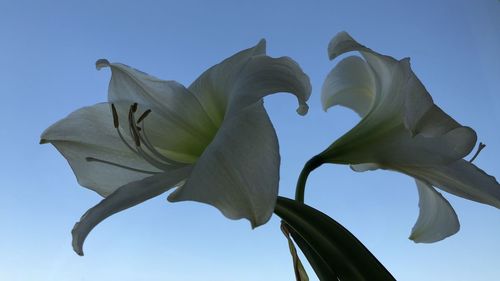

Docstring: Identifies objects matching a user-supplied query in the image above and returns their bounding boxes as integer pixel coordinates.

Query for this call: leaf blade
[274,196,395,281]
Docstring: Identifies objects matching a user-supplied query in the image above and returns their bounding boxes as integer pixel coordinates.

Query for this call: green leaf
[285,222,338,280]
[281,222,310,281]
[274,196,396,281]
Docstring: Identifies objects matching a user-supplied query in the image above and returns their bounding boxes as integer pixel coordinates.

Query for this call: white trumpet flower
[320,32,500,243]
[41,40,311,255]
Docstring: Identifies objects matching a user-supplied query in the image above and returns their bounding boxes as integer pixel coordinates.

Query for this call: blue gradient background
[1,0,499,280]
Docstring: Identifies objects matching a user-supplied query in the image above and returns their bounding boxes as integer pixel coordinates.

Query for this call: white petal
[409,179,460,243]
[327,33,476,148]
[188,40,267,124]
[410,106,477,159]
[322,56,474,166]
[324,58,411,153]
[72,166,191,255]
[403,89,477,160]
[168,102,279,227]
[327,122,475,166]
[327,33,412,125]
[375,125,478,165]
[98,60,218,163]
[402,71,434,135]
[41,103,160,196]
[321,56,375,117]
[225,55,311,117]
[402,68,477,148]
[405,160,500,209]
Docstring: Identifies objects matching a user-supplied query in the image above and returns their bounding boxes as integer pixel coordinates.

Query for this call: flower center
[85,103,187,174]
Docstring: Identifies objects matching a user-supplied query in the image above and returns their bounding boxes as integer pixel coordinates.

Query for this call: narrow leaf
[286,223,339,280]
[274,196,395,281]
[281,222,310,281]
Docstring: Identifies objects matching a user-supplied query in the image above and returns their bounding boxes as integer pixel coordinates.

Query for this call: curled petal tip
[95,59,110,70]
[71,222,85,256]
[327,31,370,61]
[327,31,353,60]
[296,103,309,116]
[408,234,420,243]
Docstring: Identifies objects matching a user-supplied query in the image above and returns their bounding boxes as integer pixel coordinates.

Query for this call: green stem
[295,155,324,203]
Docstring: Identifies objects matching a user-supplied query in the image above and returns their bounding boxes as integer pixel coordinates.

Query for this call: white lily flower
[41,40,311,255]
[320,32,500,243]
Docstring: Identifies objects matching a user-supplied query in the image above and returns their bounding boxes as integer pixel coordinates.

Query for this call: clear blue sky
[2,0,500,280]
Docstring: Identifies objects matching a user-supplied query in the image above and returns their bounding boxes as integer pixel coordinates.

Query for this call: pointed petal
[374,125,478,165]
[328,122,475,166]
[409,179,460,243]
[168,102,279,227]
[188,40,267,124]
[405,159,500,209]
[40,103,160,196]
[410,105,477,158]
[225,55,311,117]
[98,60,218,163]
[72,167,191,256]
[321,56,375,117]
[402,77,477,159]
[403,70,477,147]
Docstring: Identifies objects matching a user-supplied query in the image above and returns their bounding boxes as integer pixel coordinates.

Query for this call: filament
[86,157,159,175]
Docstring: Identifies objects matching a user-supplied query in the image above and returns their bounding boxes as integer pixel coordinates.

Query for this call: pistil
[469,142,486,163]
[85,157,159,175]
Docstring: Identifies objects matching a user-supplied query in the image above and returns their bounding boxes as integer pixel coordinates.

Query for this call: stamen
[136,109,152,124]
[126,104,175,170]
[128,105,141,146]
[131,102,138,113]
[111,104,119,128]
[116,127,138,154]
[469,142,486,163]
[118,122,172,171]
[114,103,184,171]
[106,104,174,172]
[139,121,185,166]
[86,157,159,174]
[136,146,175,171]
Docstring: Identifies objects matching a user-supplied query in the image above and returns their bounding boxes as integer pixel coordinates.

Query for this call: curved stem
[295,155,324,203]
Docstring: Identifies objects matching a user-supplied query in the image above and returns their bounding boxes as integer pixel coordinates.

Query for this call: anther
[131,103,138,113]
[111,104,119,128]
[469,142,486,163]
[136,109,152,124]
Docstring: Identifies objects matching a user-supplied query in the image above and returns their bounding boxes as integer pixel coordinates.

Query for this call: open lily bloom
[320,32,500,243]
[41,40,311,255]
